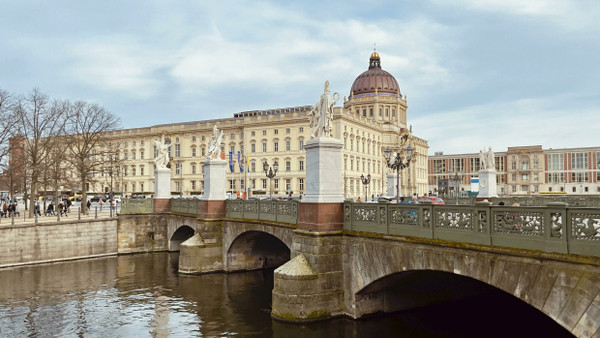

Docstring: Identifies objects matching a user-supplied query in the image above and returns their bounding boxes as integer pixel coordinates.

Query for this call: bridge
[115,197,600,336]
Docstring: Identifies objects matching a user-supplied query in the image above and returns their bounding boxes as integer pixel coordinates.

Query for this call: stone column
[200,159,227,218]
[179,159,227,274]
[300,137,344,231]
[477,169,498,199]
[154,167,171,212]
[273,136,345,322]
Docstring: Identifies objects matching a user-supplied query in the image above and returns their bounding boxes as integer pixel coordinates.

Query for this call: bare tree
[14,89,69,217]
[66,101,120,214]
[0,89,18,164]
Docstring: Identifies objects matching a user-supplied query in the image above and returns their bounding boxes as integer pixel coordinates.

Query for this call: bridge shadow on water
[167,254,574,338]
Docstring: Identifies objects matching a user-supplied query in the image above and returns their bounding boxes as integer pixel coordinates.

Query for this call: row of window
[250,139,304,153]
[249,127,303,137]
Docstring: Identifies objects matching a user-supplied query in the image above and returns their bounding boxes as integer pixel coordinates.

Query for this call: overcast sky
[1,0,598,154]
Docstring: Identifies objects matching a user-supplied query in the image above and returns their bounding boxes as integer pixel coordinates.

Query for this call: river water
[0,252,572,337]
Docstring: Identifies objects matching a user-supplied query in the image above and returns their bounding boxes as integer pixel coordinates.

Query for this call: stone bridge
[117,198,600,336]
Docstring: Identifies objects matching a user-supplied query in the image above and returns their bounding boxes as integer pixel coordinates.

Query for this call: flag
[238,151,243,172]
[228,152,234,172]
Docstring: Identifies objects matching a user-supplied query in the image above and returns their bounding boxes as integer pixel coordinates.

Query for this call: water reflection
[0,253,573,337]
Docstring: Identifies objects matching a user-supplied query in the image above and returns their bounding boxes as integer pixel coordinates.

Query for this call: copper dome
[350,51,400,97]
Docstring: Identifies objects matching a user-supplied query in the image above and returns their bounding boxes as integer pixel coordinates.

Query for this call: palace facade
[95,50,429,199]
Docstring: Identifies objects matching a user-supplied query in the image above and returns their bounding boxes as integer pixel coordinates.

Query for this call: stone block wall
[117,214,169,253]
[0,219,118,268]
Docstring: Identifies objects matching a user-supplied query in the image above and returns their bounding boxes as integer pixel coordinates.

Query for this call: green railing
[226,199,299,225]
[171,199,201,215]
[440,195,600,208]
[344,201,600,258]
[121,199,154,214]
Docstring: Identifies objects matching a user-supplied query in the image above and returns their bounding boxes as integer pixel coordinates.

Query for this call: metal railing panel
[121,199,154,214]
[567,208,600,257]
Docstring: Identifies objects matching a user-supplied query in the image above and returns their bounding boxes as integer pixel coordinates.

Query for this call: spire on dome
[369,43,380,69]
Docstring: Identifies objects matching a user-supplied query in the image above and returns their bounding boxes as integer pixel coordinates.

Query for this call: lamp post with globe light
[360,173,371,202]
[384,144,415,202]
[263,161,278,200]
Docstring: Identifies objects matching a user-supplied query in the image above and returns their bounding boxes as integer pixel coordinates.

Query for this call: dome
[350,49,400,97]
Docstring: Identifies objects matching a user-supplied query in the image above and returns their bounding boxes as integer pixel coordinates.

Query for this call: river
[0,252,572,337]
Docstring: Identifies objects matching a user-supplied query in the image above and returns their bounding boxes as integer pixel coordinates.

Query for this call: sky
[1,0,598,155]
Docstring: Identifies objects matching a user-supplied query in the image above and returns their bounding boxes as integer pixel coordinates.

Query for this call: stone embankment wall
[0,219,118,268]
[117,214,170,253]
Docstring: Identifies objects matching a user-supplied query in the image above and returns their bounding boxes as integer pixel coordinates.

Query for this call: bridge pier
[272,230,344,321]
[179,233,224,274]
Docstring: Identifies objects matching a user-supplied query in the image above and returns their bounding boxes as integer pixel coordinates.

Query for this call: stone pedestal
[154,168,171,199]
[201,159,227,201]
[386,173,398,197]
[477,169,498,199]
[302,137,344,203]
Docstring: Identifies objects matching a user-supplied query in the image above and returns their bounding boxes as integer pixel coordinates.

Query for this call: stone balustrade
[226,199,299,225]
[344,201,600,258]
[120,199,154,214]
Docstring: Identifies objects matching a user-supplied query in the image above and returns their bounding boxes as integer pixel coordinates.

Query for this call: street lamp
[263,161,278,199]
[384,144,414,202]
[449,170,461,204]
[360,173,371,202]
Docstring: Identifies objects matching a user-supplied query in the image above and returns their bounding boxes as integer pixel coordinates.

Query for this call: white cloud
[441,0,600,31]
[413,94,600,154]
[68,38,172,99]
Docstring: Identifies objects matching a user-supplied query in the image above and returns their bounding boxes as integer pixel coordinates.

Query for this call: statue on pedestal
[479,149,487,170]
[487,147,495,170]
[308,81,340,138]
[207,125,224,161]
[478,147,495,171]
[154,134,170,169]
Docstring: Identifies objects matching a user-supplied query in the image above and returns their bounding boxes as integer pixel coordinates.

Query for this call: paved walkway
[0,207,120,226]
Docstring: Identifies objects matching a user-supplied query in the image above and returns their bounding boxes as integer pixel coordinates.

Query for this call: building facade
[428,146,600,196]
[93,50,429,199]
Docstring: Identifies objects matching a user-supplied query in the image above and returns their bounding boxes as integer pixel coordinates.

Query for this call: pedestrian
[2,202,7,218]
[35,201,41,217]
[111,199,116,211]
[87,200,91,210]
[98,198,104,212]
[66,198,72,212]
[46,202,55,216]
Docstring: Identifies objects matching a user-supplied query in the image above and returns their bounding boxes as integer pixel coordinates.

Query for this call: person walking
[98,198,104,212]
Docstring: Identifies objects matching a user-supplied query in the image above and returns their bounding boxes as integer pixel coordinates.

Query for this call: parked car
[89,196,108,203]
[113,196,122,203]
[417,196,445,205]
[130,195,146,199]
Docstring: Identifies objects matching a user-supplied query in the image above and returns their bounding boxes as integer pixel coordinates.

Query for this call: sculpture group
[308,81,340,138]
[154,135,171,169]
[479,147,495,170]
[207,125,224,161]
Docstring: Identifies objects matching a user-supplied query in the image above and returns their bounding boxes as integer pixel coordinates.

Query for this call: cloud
[413,93,600,155]
[68,37,173,99]
[439,0,600,31]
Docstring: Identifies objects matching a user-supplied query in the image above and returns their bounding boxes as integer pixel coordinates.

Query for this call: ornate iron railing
[121,199,154,214]
[225,199,299,225]
[344,201,600,258]
[171,199,201,214]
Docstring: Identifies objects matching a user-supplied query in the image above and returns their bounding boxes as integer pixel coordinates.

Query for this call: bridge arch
[170,225,195,251]
[354,269,572,336]
[344,236,600,334]
[225,230,290,272]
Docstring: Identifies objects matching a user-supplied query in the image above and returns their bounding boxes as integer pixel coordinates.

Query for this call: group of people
[1,200,20,218]
[39,198,71,217]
